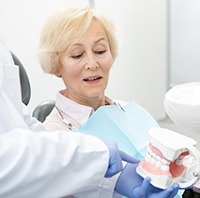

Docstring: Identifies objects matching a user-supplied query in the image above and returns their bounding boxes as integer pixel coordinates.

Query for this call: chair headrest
[32,100,55,122]
[10,51,31,105]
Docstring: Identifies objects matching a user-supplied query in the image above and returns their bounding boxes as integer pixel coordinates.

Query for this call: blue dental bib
[74,100,159,158]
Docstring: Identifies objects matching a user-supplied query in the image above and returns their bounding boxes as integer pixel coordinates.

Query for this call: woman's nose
[84,53,99,70]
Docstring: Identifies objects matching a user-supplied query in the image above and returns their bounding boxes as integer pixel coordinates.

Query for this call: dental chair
[11,51,31,105]
[32,100,55,123]
[11,51,55,123]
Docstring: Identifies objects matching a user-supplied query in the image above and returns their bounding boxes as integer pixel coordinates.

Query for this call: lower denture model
[136,127,200,189]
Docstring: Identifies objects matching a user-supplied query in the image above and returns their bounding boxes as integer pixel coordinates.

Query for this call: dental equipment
[136,127,200,189]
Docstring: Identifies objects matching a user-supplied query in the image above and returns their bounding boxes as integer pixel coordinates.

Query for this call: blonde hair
[38,7,118,77]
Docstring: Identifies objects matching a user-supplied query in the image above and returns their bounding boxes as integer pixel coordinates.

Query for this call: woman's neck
[63,91,107,111]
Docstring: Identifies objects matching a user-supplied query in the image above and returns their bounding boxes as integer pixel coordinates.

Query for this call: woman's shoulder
[43,108,71,131]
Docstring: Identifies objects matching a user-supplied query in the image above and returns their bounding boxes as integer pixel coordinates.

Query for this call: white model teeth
[146,153,151,162]
[156,155,161,162]
[155,160,162,168]
[150,157,156,164]
[162,158,170,165]
[146,146,175,172]
[161,164,170,171]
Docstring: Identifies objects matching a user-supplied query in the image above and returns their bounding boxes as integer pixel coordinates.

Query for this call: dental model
[136,127,200,189]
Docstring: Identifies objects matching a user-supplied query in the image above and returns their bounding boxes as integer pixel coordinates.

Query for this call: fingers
[141,177,151,190]
[168,184,179,198]
[119,150,140,164]
[131,177,151,197]
[104,141,123,177]
[160,187,173,197]
[105,162,122,177]
[157,184,179,198]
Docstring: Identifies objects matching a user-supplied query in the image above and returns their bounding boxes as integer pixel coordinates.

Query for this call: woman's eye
[71,54,83,59]
[96,50,106,55]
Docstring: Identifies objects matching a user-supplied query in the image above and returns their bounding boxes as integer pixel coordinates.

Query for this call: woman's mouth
[83,76,102,82]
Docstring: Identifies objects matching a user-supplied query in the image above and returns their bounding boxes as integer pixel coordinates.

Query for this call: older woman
[37,7,179,198]
[38,8,119,131]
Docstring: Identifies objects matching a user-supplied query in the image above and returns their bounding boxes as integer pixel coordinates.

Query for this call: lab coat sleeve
[73,173,121,198]
[0,129,109,198]
[22,102,46,132]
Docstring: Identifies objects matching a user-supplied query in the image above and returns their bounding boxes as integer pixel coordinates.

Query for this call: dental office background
[0,0,199,121]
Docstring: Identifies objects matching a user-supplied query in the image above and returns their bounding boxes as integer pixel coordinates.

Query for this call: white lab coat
[0,40,111,198]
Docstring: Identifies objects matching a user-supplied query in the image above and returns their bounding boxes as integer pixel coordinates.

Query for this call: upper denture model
[136,127,200,189]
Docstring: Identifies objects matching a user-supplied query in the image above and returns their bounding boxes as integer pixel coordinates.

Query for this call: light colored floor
[157,116,200,150]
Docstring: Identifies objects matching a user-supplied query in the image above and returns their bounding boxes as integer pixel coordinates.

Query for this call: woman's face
[59,21,113,106]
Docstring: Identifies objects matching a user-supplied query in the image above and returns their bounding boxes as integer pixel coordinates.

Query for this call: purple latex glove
[104,141,140,177]
[115,163,179,198]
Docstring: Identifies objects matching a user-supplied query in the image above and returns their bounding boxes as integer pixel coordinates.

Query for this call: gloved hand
[104,141,140,177]
[115,163,179,198]
[147,182,179,198]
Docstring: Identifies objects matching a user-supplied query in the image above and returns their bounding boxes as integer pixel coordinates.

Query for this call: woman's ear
[55,68,62,77]
[55,57,62,77]
[53,63,62,77]
[56,73,62,78]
